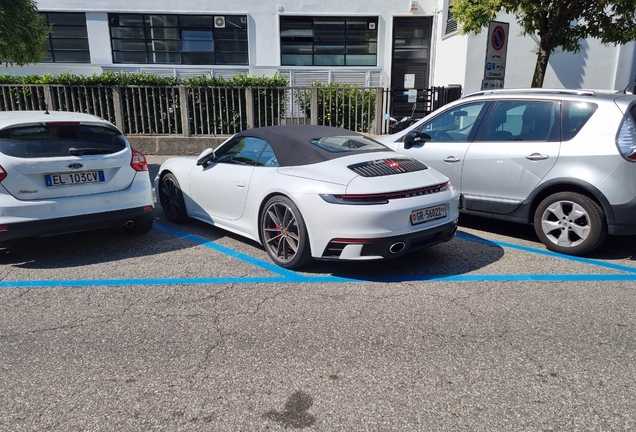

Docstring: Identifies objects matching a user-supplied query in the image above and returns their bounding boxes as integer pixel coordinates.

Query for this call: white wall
[443,12,635,93]
[33,0,438,74]
[431,6,468,88]
[3,1,634,93]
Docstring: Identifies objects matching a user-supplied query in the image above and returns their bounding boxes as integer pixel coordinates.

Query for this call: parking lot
[1,158,635,431]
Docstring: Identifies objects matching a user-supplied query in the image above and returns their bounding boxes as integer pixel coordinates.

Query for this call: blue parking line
[153,222,299,278]
[2,226,636,289]
[0,275,349,288]
[456,232,636,274]
[3,273,636,289]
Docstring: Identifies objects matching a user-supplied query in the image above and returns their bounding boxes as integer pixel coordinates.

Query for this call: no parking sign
[482,21,509,89]
[491,25,506,52]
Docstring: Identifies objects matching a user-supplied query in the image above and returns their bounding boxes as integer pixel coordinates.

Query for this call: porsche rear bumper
[320,219,458,260]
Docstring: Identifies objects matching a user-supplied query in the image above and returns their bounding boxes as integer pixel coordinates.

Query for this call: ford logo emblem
[67,163,83,169]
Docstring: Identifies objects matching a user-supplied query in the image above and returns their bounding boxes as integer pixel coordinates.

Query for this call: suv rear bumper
[609,196,636,235]
[0,206,154,242]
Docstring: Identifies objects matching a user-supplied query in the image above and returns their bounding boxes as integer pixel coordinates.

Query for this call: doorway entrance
[390,17,433,119]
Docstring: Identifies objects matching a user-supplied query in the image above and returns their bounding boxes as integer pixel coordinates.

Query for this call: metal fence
[0,84,462,136]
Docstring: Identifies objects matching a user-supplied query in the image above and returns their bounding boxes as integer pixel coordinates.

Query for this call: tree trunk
[532,40,552,88]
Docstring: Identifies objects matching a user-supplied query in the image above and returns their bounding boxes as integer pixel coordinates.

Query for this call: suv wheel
[533,192,607,255]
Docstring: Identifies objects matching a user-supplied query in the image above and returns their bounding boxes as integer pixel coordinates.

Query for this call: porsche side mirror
[403,131,431,150]
[197,148,215,167]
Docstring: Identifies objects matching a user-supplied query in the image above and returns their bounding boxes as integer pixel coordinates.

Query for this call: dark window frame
[444,5,458,35]
[280,16,378,66]
[475,100,560,142]
[562,100,597,141]
[214,136,268,166]
[39,12,90,63]
[407,101,488,143]
[108,13,248,65]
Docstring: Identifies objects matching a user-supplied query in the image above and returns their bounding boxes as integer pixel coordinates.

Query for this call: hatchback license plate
[45,171,105,187]
[411,204,446,225]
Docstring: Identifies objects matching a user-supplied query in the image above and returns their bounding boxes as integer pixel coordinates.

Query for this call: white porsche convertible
[156,125,459,269]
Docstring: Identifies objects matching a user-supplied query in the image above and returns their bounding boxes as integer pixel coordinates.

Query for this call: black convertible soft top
[233,125,390,167]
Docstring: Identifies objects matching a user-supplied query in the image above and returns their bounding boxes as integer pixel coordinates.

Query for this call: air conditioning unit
[214,16,226,28]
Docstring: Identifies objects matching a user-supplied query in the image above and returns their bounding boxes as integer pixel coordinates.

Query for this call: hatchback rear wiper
[68,147,115,156]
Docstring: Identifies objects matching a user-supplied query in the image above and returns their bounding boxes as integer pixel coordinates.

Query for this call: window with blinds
[280,16,378,66]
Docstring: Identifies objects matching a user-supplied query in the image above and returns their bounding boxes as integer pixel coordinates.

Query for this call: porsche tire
[260,195,312,269]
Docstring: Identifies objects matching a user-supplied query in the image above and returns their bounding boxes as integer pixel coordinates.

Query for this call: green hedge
[0,72,379,133]
[0,71,289,87]
[298,82,377,132]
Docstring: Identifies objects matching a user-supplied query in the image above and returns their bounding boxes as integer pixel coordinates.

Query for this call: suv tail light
[130,149,149,171]
[0,165,6,182]
[616,115,636,161]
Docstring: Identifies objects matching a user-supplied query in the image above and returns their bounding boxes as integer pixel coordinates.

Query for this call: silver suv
[376,89,636,255]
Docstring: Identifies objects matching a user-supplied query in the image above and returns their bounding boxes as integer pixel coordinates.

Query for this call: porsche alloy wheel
[533,192,606,256]
[261,196,312,269]
[159,173,189,223]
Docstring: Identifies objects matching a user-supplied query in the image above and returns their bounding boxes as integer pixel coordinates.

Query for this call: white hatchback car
[0,110,154,244]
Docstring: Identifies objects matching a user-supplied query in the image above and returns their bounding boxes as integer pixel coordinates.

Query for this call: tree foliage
[0,0,49,66]
[452,0,636,87]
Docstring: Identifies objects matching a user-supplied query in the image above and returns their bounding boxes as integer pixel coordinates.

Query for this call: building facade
[3,1,635,98]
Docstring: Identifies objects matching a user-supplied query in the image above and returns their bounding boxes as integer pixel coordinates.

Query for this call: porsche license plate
[45,171,105,187]
[410,204,446,225]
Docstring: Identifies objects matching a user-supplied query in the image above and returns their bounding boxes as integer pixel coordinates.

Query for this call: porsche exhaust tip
[388,241,406,254]
[124,220,135,228]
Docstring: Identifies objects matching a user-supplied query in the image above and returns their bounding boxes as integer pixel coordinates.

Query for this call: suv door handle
[444,156,461,163]
[526,153,549,161]
[234,181,246,188]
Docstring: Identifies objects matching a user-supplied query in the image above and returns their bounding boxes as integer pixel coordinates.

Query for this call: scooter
[385,103,419,134]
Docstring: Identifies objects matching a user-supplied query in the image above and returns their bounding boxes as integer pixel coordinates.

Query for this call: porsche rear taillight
[131,149,148,171]
[616,115,636,161]
[320,181,451,205]
[0,165,6,182]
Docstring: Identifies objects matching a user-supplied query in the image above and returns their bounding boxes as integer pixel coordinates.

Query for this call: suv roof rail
[463,88,602,98]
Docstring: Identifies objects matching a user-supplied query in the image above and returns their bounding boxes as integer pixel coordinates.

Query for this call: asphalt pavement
[0,155,635,431]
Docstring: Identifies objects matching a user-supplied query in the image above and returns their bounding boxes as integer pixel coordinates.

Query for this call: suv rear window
[0,123,127,158]
[562,101,597,141]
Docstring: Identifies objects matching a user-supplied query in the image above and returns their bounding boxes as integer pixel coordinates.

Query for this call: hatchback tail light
[616,115,636,161]
[130,149,149,171]
[0,165,6,182]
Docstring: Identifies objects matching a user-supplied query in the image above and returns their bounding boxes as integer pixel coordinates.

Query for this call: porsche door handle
[443,156,461,163]
[234,181,246,188]
[525,153,549,161]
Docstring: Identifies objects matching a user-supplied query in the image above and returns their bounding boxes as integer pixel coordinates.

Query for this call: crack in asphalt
[184,283,234,387]
[0,295,143,339]
[0,287,32,306]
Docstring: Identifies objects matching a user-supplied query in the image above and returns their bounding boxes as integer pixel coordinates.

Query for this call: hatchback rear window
[562,101,597,141]
[0,123,127,158]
